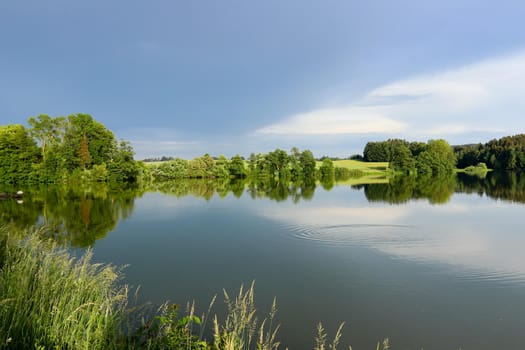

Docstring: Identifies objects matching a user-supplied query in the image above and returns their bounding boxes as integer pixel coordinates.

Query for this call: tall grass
[0,226,127,349]
[0,225,390,349]
[212,282,280,350]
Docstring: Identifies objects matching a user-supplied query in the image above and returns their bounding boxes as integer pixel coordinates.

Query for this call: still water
[2,173,525,349]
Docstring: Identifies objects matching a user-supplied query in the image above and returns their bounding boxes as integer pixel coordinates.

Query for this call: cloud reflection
[259,199,525,285]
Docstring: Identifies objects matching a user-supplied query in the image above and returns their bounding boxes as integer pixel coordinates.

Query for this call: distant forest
[454,135,525,170]
[2,114,525,185]
[362,134,525,173]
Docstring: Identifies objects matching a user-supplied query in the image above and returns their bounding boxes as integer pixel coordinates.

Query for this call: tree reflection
[361,174,457,204]
[0,183,143,247]
[456,171,525,203]
[4,172,525,248]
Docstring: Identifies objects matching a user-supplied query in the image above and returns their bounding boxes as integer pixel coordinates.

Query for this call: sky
[2,0,525,159]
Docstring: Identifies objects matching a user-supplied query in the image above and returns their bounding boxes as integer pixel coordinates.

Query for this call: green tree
[229,155,247,178]
[61,114,116,172]
[363,141,390,162]
[27,114,66,162]
[0,124,40,184]
[267,149,290,180]
[107,140,140,183]
[389,142,415,172]
[79,133,91,170]
[319,158,335,181]
[416,139,456,175]
[299,150,316,180]
[214,155,231,178]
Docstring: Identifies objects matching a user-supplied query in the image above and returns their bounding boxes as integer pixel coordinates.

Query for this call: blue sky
[2,0,525,159]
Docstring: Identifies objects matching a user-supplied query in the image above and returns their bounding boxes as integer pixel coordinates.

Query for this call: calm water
[2,173,525,349]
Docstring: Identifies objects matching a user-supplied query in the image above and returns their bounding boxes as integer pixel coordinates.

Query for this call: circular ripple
[285,223,417,247]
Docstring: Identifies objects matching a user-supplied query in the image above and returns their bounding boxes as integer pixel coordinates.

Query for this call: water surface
[2,173,525,349]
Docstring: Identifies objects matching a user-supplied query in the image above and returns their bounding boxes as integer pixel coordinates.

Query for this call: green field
[317,159,390,174]
[142,160,165,167]
[329,159,389,173]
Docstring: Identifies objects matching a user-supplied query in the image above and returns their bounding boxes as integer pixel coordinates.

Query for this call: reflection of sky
[257,186,525,285]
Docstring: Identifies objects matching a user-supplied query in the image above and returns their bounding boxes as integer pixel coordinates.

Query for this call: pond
[2,172,525,349]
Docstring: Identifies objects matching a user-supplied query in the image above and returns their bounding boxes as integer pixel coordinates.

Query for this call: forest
[0,114,142,185]
[3,114,525,185]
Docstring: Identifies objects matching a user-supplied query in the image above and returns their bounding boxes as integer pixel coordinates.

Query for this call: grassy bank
[0,226,390,349]
[0,226,126,349]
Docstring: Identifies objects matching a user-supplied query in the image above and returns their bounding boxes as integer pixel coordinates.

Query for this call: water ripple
[286,223,418,247]
[285,223,525,286]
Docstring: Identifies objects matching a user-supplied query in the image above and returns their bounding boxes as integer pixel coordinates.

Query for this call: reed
[0,226,127,349]
[212,282,280,350]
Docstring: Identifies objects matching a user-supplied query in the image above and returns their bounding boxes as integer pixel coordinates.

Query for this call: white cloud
[260,206,410,225]
[256,107,407,135]
[117,128,201,159]
[255,50,525,139]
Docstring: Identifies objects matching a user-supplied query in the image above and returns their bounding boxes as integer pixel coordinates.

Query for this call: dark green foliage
[389,143,415,172]
[456,170,525,203]
[107,141,141,183]
[363,173,456,204]
[214,155,231,178]
[416,139,456,175]
[130,304,207,350]
[319,159,335,190]
[61,114,115,172]
[349,154,364,161]
[319,158,335,180]
[363,141,390,162]
[27,114,66,163]
[228,155,247,178]
[364,139,416,172]
[299,150,316,180]
[408,142,427,157]
[0,124,40,184]
[455,134,525,171]
[363,138,456,175]
[1,114,141,184]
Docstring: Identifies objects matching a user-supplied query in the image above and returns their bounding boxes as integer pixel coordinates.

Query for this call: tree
[79,134,91,170]
[289,147,302,181]
[27,114,66,162]
[267,149,290,180]
[0,124,40,183]
[389,143,415,172]
[61,114,117,172]
[229,155,247,178]
[416,139,456,175]
[364,141,389,162]
[107,140,140,183]
[299,150,316,180]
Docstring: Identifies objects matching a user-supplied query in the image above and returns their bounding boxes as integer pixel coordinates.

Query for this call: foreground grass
[0,226,126,349]
[0,226,390,349]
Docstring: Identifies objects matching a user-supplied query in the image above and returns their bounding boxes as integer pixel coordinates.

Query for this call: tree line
[4,113,525,185]
[148,147,341,185]
[0,114,142,184]
[454,134,525,171]
[363,138,457,175]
